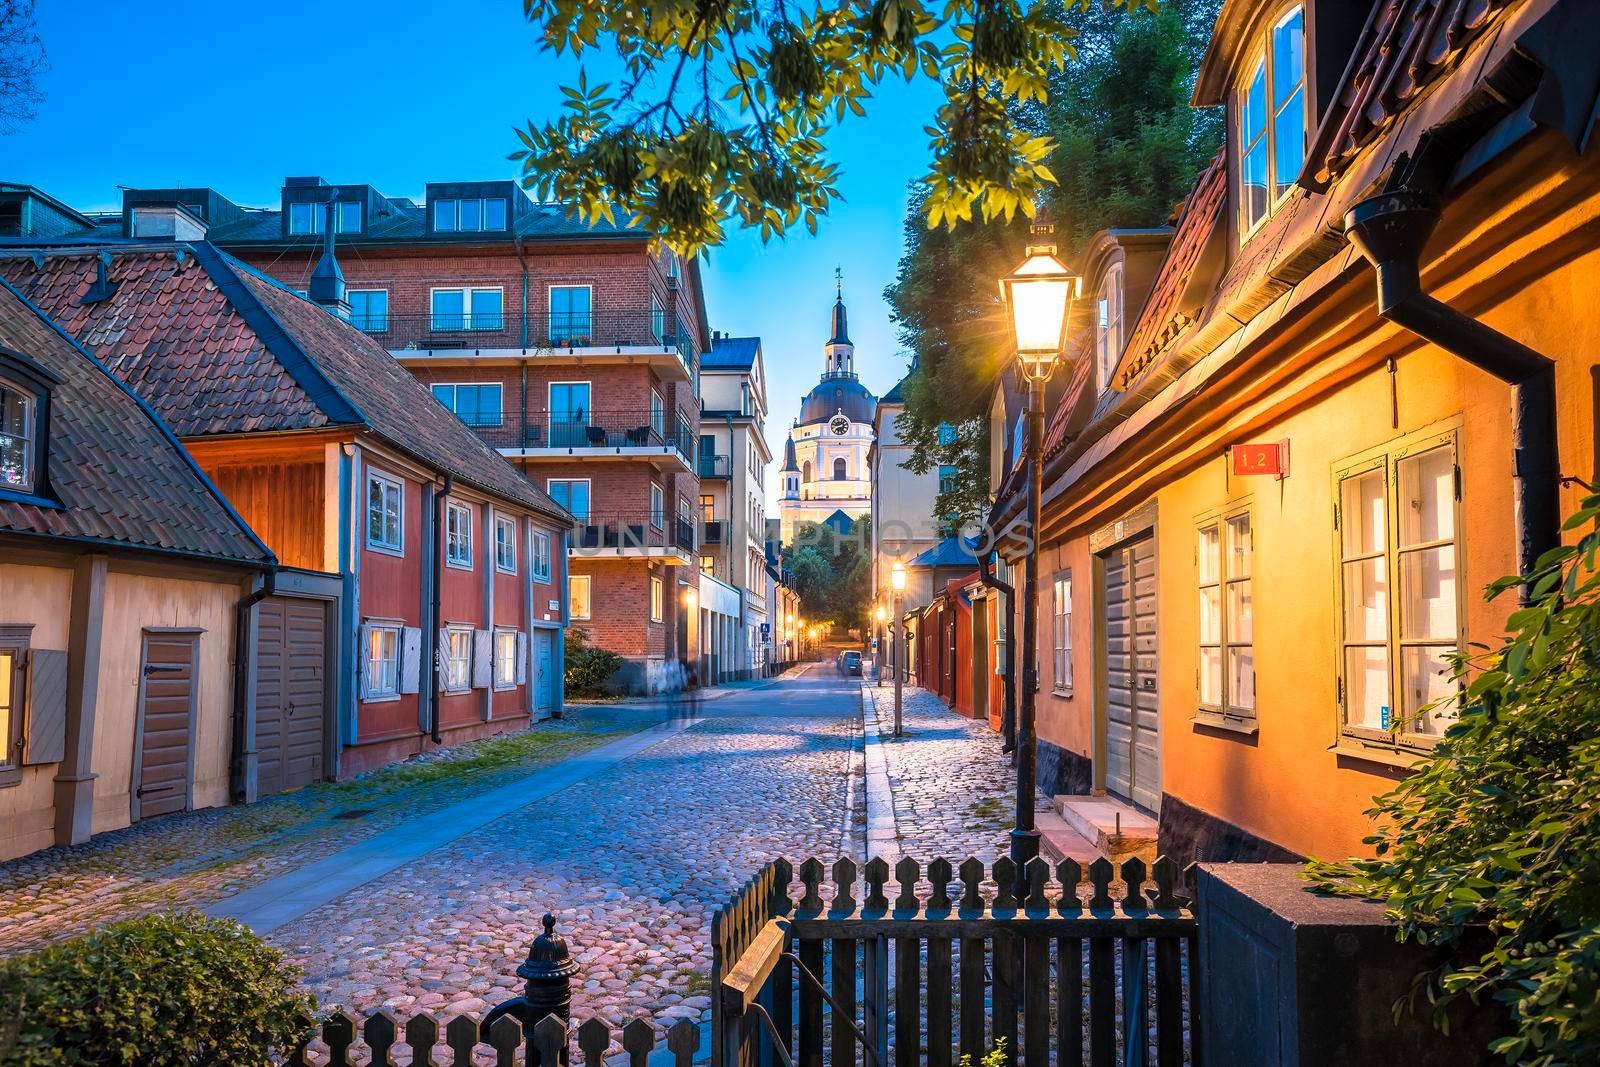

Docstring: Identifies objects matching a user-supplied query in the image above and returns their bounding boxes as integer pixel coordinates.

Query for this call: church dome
[798,375,877,426]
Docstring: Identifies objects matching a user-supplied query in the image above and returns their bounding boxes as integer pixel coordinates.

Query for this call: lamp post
[890,560,907,738]
[874,604,888,686]
[998,213,1080,893]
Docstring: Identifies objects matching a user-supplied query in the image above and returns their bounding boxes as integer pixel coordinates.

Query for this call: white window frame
[493,628,519,689]
[549,284,594,345]
[430,382,504,428]
[433,196,509,232]
[1095,263,1124,392]
[444,625,473,691]
[289,201,361,235]
[650,389,665,438]
[548,477,591,525]
[1237,4,1307,236]
[569,574,592,620]
[429,286,504,332]
[494,513,518,574]
[348,289,389,333]
[1052,572,1072,694]
[366,468,404,555]
[651,483,664,529]
[1334,422,1465,752]
[650,576,664,623]
[446,500,474,568]
[0,376,38,494]
[365,622,401,700]
[532,530,552,583]
[1196,502,1255,729]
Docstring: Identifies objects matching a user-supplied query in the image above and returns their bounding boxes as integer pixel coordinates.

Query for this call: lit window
[1336,429,1462,747]
[446,501,473,567]
[532,531,552,583]
[366,470,403,553]
[1197,508,1254,725]
[650,576,663,622]
[1239,5,1305,232]
[1095,263,1124,391]
[495,514,517,573]
[701,556,715,576]
[445,627,473,690]
[550,286,593,345]
[569,574,592,620]
[431,383,503,427]
[495,630,519,688]
[433,197,509,232]
[288,201,361,235]
[651,484,664,529]
[1052,573,1072,692]
[349,290,388,332]
[0,377,38,494]
[365,624,400,699]
[430,288,504,331]
[0,646,17,774]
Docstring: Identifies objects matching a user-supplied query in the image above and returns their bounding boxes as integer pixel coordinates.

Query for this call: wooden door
[135,633,197,820]
[1101,536,1160,810]
[533,629,558,713]
[971,596,989,722]
[254,596,326,795]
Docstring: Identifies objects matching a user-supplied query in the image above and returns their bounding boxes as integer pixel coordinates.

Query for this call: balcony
[697,453,730,479]
[570,511,696,560]
[702,519,728,545]
[460,409,695,470]
[373,309,696,378]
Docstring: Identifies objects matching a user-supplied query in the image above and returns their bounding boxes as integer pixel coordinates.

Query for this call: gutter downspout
[430,473,454,744]
[230,566,277,804]
[978,551,1018,755]
[1344,185,1560,597]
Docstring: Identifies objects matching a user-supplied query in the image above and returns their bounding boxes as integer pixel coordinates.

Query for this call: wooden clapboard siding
[204,461,327,572]
[135,633,197,820]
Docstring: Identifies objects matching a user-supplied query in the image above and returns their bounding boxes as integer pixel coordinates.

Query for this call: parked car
[841,651,863,676]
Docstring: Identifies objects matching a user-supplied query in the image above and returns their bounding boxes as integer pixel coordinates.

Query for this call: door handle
[143,663,184,676]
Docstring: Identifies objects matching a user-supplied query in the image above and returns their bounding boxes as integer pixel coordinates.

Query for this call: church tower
[824,269,854,376]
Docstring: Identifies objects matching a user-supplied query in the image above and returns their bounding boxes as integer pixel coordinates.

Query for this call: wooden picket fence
[281,1011,701,1066]
[712,854,1196,1067]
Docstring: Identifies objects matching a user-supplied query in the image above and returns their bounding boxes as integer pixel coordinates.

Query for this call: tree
[781,517,874,633]
[0,0,47,135]
[512,0,1163,256]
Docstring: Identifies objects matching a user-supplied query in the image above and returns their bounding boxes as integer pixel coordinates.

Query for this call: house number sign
[1231,441,1289,480]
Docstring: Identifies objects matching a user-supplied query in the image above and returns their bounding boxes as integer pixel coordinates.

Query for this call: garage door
[135,633,197,820]
[255,596,326,795]
[1102,535,1160,811]
[533,629,558,714]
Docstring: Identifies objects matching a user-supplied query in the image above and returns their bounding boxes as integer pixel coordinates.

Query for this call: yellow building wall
[0,563,73,860]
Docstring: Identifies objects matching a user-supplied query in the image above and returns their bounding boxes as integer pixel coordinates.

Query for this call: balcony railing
[698,453,730,479]
[456,409,694,459]
[368,309,697,370]
[570,511,696,554]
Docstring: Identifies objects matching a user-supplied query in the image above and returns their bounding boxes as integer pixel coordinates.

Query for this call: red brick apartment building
[26,177,713,691]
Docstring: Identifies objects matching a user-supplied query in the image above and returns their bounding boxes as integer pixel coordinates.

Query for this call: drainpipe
[514,237,530,351]
[977,551,1018,755]
[229,566,277,803]
[1344,186,1560,596]
[429,473,454,743]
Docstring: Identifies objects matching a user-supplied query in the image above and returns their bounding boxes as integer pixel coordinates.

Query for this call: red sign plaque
[1231,441,1289,479]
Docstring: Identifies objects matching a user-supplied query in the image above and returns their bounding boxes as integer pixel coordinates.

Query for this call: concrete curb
[860,686,899,864]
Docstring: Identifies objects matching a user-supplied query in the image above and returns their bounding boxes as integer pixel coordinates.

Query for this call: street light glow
[890,560,907,592]
[1000,218,1081,383]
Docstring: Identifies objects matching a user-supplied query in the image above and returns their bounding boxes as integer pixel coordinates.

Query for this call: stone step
[1055,795,1158,864]
[1036,807,1103,866]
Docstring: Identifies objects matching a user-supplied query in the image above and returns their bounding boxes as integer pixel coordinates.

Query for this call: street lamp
[998,212,1080,893]
[890,560,907,738]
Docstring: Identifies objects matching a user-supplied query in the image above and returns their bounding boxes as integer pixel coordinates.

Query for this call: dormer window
[1239,5,1305,233]
[0,378,37,493]
[434,197,508,232]
[289,201,361,235]
[1095,262,1124,391]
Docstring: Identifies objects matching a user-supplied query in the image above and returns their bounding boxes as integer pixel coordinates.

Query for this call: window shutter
[471,629,493,689]
[399,627,422,695]
[515,632,529,685]
[357,623,374,699]
[436,628,450,680]
[22,649,67,765]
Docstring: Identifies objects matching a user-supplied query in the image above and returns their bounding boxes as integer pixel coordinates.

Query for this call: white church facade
[778,285,877,545]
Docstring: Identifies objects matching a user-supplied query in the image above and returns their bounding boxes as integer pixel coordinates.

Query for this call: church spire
[829,268,851,348]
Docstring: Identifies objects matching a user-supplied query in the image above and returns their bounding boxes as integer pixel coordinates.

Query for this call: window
[366,470,403,554]
[532,531,552,583]
[446,501,473,567]
[0,643,19,774]
[1,376,38,493]
[1239,5,1305,232]
[548,382,591,447]
[433,197,508,232]
[1197,507,1254,725]
[651,390,665,438]
[444,627,473,690]
[833,457,847,480]
[494,630,519,688]
[938,466,959,495]
[1095,263,1124,390]
[701,556,715,575]
[431,383,503,427]
[550,286,593,345]
[289,201,361,235]
[430,287,503,331]
[1052,573,1072,692]
[802,461,812,483]
[569,574,592,620]
[650,576,664,622]
[651,292,665,342]
[364,624,400,699]
[1336,427,1462,747]
[495,514,517,573]
[548,478,591,524]
[651,483,664,528]
[349,290,388,333]
[701,495,715,523]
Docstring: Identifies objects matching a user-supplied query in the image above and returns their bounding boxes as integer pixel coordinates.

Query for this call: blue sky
[8,0,944,508]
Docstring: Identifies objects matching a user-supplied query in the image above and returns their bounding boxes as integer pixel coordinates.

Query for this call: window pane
[1226,514,1251,578]
[0,382,30,489]
[289,202,316,234]
[1345,646,1391,730]
[485,198,508,229]
[1199,585,1222,644]
[0,651,12,752]
[1273,87,1305,198]
[1341,469,1386,557]
[1272,9,1304,110]
[1402,645,1457,735]
[1197,523,1220,584]
[470,289,503,330]
[432,289,465,330]
[1242,141,1269,228]
[1400,545,1457,640]
[1342,557,1389,641]
[460,198,483,231]
[350,291,387,332]
[337,201,362,233]
[1227,579,1253,642]
[1200,647,1222,705]
[1228,647,1255,710]
[570,576,591,618]
[1243,58,1267,143]
[1398,445,1454,545]
[434,199,457,231]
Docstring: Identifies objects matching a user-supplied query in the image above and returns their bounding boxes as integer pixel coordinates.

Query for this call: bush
[0,911,315,1065]
[564,626,623,696]
[1306,493,1600,1065]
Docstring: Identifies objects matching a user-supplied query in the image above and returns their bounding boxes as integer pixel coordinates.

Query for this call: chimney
[78,252,119,305]
[308,197,349,320]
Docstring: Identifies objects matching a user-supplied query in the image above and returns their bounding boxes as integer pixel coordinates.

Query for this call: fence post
[483,913,580,1064]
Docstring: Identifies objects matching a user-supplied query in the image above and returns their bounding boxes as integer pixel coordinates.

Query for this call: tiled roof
[705,335,760,368]
[0,278,272,564]
[1302,0,1514,188]
[0,244,570,523]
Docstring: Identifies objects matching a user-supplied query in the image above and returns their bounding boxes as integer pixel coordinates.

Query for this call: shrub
[1305,493,1600,1065]
[564,626,623,696]
[0,911,315,1065]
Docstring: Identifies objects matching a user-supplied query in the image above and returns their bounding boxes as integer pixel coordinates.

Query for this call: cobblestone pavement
[0,713,643,955]
[866,682,1050,865]
[269,664,865,1047]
